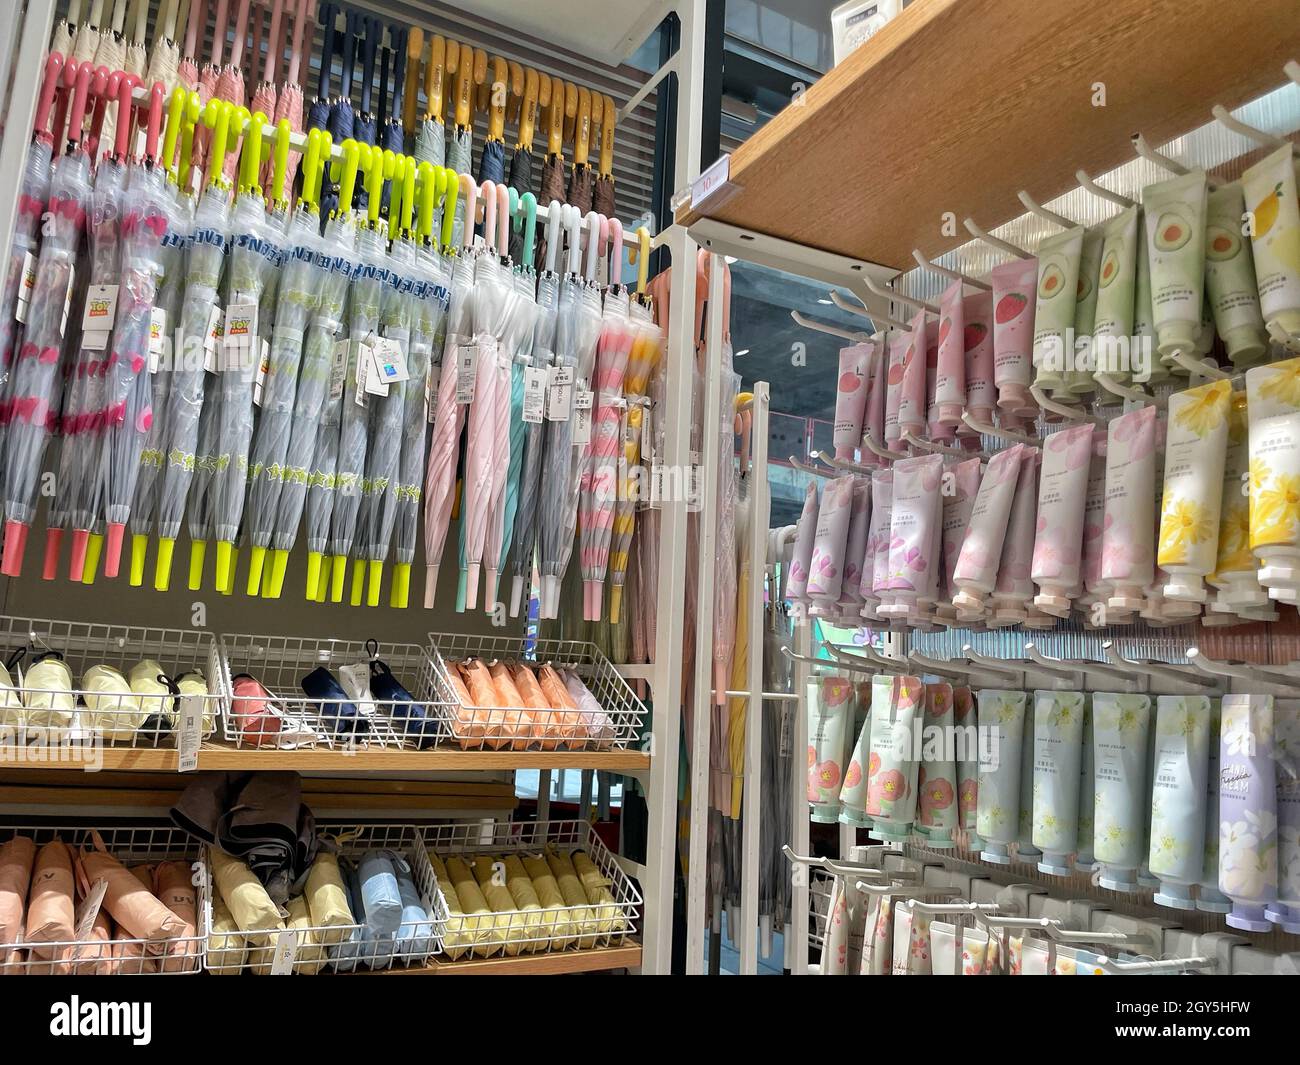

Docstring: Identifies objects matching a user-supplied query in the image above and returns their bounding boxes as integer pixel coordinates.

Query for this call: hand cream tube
[837,710,873,827]
[1102,406,1157,613]
[939,457,982,619]
[785,481,819,604]
[896,311,928,441]
[1246,358,1300,590]
[863,674,923,840]
[1242,144,1300,342]
[1143,170,1209,358]
[863,333,888,462]
[1132,210,1164,386]
[1064,226,1103,396]
[1209,392,1269,610]
[933,281,966,429]
[869,468,895,610]
[807,674,855,822]
[1147,695,1211,910]
[950,444,1024,616]
[882,331,908,446]
[1032,424,1096,616]
[881,454,943,616]
[807,474,854,607]
[975,688,1028,864]
[915,483,946,623]
[1157,380,1234,602]
[1199,700,1233,913]
[962,290,996,428]
[987,448,1039,626]
[1031,690,1086,875]
[915,682,958,847]
[1076,697,1096,871]
[953,686,980,845]
[837,476,871,613]
[1079,433,1109,609]
[1017,705,1042,864]
[833,342,873,460]
[1218,693,1279,931]
[860,468,891,618]
[1091,692,1153,891]
[1090,205,1139,385]
[1205,182,1269,367]
[1268,703,1300,932]
[1031,228,1084,396]
[992,256,1038,415]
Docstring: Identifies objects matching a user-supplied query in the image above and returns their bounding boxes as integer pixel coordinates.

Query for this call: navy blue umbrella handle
[360,14,379,116]
[390,25,408,121]
[339,9,358,100]
[316,1,337,101]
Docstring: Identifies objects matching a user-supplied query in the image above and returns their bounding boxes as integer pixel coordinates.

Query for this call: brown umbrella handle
[599,94,616,178]
[425,34,445,121]
[573,86,591,167]
[487,55,507,142]
[518,67,538,152]
[453,42,473,129]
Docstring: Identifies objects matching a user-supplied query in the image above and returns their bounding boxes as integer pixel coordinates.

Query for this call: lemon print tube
[1242,145,1300,343]
[1246,358,1300,597]
[974,688,1027,864]
[1156,380,1234,603]
[1205,183,1269,367]
[1142,170,1209,359]
[1090,206,1139,386]
[1209,392,1270,612]
[1090,692,1152,892]
[1031,690,1086,876]
[1031,227,1083,395]
[1147,695,1212,911]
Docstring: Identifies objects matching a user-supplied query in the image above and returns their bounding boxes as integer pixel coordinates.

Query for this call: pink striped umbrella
[249,0,281,127]
[177,0,202,91]
[268,0,310,190]
[217,0,253,182]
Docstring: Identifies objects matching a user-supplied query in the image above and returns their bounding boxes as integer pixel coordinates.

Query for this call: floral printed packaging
[1218,693,1278,932]
[807,474,854,607]
[953,687,980,846]
[807,674,855,823]
[975,689,1029,863]
[1148,695,1212,910]
[915,683,958,848]
[1102,406,1157,615]
[1031,423,1095,617]
[838,706,873,828]
[1091,692,1152,891]
[929,920,1000,975]
[1269,702,1300,932]
[1246,358,1300,597]
[863,674,923,840]
[786,482,819,606]
[1076,696,1096,871]
[1017,701,1042,865]
[1199,699,1234,913]
[1032,690,1086,875]
[890,900,933,975]
[1209,392,1270,612]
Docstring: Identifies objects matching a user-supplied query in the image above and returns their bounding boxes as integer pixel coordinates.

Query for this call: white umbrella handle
[543,199,562,274]
[496,183,510,256]
[564,204,581,275]
[583,210,602,282]
[481,180,496,249]
[608,217,623,286]
[460,174,478,252]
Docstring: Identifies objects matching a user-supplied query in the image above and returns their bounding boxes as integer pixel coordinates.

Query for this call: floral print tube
[859,469,891,619]
[1269,703,1300,932]
[832,342,873,461]
[837,709,872,829]
[837,476,871,615]
[1210,393,1269,611]
[1031,423,1095,617]
[881,454,942,618]
[1017,701,1041,865]
[916,682,957,848]
[951,444,1024,616]
[807,674,854,823]
[1102,406,1157,613]
[807,473,853,608]
[932,281,966,432]
[975,689,1028,864]
[1031,690,1086,876]
[1091,692,1152,892]
[988,448,1040,626]
[891,900,933,975]
[1218,693,1278,932]
[991,255,1037,416]
[953,687,981,846]
[896,310,928,441]
[785,481,819,606]
[1076,697,1096,871]
[863,674,923,841]
[1199,701,1234,913]
[1148,695,1212,910]
[1246,358,1300,596]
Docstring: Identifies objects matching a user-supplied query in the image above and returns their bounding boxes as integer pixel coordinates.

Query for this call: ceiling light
[817,298,832,304]
[724,255,737,264]
[733,348,750,357]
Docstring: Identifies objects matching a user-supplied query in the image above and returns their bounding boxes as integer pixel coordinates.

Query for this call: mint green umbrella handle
[521,192,538,264]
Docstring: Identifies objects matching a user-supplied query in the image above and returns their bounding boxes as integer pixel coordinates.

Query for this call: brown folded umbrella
[0,836,35,947]
[593,93,617,219]
[566,87,595,213]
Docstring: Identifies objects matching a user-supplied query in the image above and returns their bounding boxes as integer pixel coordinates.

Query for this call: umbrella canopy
[249,0,283,139]
[177,0,203,91]
[145,0,183,91]
[192,0,232,177]
[216,0,253,183]
[269,0,311,193]
[306,1,337,137]
[72,0,105,63]
[123,0,148,79]
[412,33,446,184]
[445,45,474,248]
[350,15,381,213]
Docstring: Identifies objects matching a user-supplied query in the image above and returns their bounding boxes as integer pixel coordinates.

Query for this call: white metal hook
[787,454,836,479]
[830,290,910,332]
[1017,190,1076,230]
[1132,133,1192,176]
[1029,384,1104,425]
[1074,169,1136,209]
[960,411,1039,445]
[1043,924,1154,951]
[910,249,991,292]
[1167,349,1236,382]
[1187,647,1300,688]
[907,899,999,916]
[789,309,872,343]
[1211,103,1298,156]
[962,217,1031,260]
[860,437,907,463]
[861,273,939,316]
[779,644,844,671]
[855,882,959,899]
[1023,642,1090,681]
[1093,953,1214,975]
[961,645,1027,677]
[1095,372,1163,407]
[908,651,972,679]
[823,640,901,674]
[809,449,888,474]
[901,431,987,460]
[1101,642,1218,688]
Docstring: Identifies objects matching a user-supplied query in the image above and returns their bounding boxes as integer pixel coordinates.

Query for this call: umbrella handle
[440,167,458,250]
[142,81,165,167]
[86,67,117,163]
[113,72,137,160]
[183,0,204,62]
[65,61,95,156]
[543,197,562,274]
[34,53,65,143]
[564,203,581,275]
[229,0,251,68]
[390,25,408,124]
[210,0,229,69]
[401,153,416,236]
[583,210,602,281]
[336,137,360,216]
[458,173,477,251]
[495,182,509,256]
[339,9,357,101]
[480,179,496,247]
[271,118,291,205]
[359,15,379,115]
[239,109,264,195]
[316,1,337,100]
[364,143,384,224]
[634,226,651,295]
[608,217,623,286]
[162,84,186,176]
[414,160,433,240]
[262,0,283,84]
[301,127,323,208]
[177,90,200,188]
[521,192,537,264]
[203,99,231,188]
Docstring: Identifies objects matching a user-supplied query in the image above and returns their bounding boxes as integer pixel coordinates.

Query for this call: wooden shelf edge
[351,943,641,975]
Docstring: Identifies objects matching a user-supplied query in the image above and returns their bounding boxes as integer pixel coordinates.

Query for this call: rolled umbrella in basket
[1,63,97,577]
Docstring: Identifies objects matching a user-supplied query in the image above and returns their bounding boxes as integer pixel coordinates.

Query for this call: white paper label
[691,153,733,211]
[456,344,478,404]
[354,340,373,407]
[269,929,299,975]
[81,283,118,334]
[546,365,574,421]
[371,337,409,384]
[329,340,350,400]
[572,390,593,446]
[148,307,167,372]
[222,302,258,372]
[80,329,111,351]
[649,462,665,509]
[177,693,203,773]
[253,339,270,406]
[14,251,36,324]
[363,343,390,397]
[573,388,594,411]
[70,879,109,947]
[522,366,547,423]
[204,306,223,372]
[426,363,441,424]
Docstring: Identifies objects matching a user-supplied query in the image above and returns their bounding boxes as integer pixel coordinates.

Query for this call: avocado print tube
[1063,226,1103,397]
[1148,695,1212,910]
[950,444,1023,617]
[1032,424,1096,616]
[1031,227,1084,395]
[864,674,923,840]
[975,688,1028,864]
[916,682,958,847]
[992,256,1038,415]
[1205,182,1269,367]
[1102,406,1157,614]
[1269,702,1300,932]
[1133,210,1165,385]
[1218,693,1278,932]
[1246,358,1300,593]
[1091,692,1152,892]
[1210,392,1269,612]
[962,291,996,428]
[1143,170,1209,359]
[1091,206,1140,387]
[1032,690,1086,875]
[1157,380,1234,602]
[807,674,855,822]
[1200,700,1233,912]
[1242,145,1300,343]
[933,282,966,430]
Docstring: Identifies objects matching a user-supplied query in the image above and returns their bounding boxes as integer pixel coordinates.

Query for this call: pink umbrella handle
[459,174,477,251]
[144,80,165,164]
[85,66,113,160]
[34,52,66,141]
[496,182,509,256]
[481,180,496,246]
[262,0,283,83]
[114,71,138,159]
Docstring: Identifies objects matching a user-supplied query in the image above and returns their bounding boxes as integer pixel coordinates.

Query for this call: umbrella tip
[129,533,149,586]
[330,554,348,602]
[270,549,290,598]
[246,545,266,596]
[68,528,90,582]
[188,539,207,590]
[391,562,410,609]
[2,521,29,577]
[42,528,65,581]
[155,537,176,591]
[103,522,125,578]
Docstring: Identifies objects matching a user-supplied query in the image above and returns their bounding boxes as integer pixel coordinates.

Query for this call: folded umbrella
[216,0,253,182]
[350,14,380,213]
[72,0,106,64]
[505,68,539,265]
[592,93,617,218]
[321,7,359,220]
[249,0,283,144]
[269,0,312,192]
[306,1,337,138]
[566,87,595,215]
[91,0,127,156]
[379,23,407,215]
[144,0,183,91]
[445,43,474,248]
[122,0,147,80]
[192,0,232,176]
[412,34,446,205]
[176,0,202,92]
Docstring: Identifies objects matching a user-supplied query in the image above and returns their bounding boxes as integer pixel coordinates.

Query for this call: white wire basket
[423,819,641,957]
[203,823,446,974]
[425,633,647,752]
[218,634,444,750]
[0,825,208,974]
[0,615,222,751]
[808,867,834,952]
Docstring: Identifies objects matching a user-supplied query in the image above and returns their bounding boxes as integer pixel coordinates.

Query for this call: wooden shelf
[677,0,1300,270]
[353,943,642,975]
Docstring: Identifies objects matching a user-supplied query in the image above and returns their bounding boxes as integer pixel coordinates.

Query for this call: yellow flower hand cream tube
[975,688,1028,865]
[1143,170,1209,359]
[1031,690,1087,876]
[1242,145,1300,344]
[1246,357,1300,595]
[1209,391,1269,611]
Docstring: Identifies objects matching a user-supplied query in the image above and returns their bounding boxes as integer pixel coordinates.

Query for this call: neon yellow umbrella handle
[271,118,291,206]
[162,86,186,182]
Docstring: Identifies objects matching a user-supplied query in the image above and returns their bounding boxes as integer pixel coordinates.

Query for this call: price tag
[204,306,223,372]
[14,251,36,324]
[70,879,109,950]
[546,365,574,421]
[522,366,547,423]
[269,929,299,975]
[641,405,653,460]
[148,307,167,372]
[253,339,270,406]
[329,340,349,400]
[456,344,478,404]
[81,283,119,333]
[371,337,409,384]
[223,302,258,372]
[363,343,391,397]
[649,462,665,509]
[425,363,441,424]
[572,389,593,446]
[177,694,203,773]
[354,341,374,406]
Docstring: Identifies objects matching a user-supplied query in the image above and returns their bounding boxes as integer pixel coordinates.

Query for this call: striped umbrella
[177,0,202,91]
[268,0,312,192]
[216,0,253,183]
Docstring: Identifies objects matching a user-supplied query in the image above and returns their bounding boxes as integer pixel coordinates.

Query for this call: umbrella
[379,23,407,214]
[0,62,95,577]
[215,0,253,185]
[73,0,105,63]
[153,99,234,591]
[145,0,183,91]
[505,68,538,264]
[273,135,359,599]
[566,88,595,214]
[306,1,337,137]
[99,84,172,578]
[51,0,77,58]
[177,0,203,91]
[400,27,423,154]
[210,112,287,592]
[421,174,477,607]
[350,14,381,213]
[535,77,565,272]
[478,56,507,192]
[123,0,147,80]
[412,33,445,170]
[249,0,284,142]
[507,196,561,617]
[390,163,453,608]
[592,93,616,219]
[708,258,739,704]
[243,124,321,595]
[327,10,359,145]
[579,220,633,621]
[193,0,231,176]
[268,0,311,193]
[446,43,474,248]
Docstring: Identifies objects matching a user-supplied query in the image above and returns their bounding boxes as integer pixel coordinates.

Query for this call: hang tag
[522,366,547,423]
[177,694,203,773]
[329,339,350,400]
[573,388,594,411]
[58,265,75,338]
[80,283,119,335]
[641,406,653,460]
[456,344,478,404]
[371,337,409,384]
[426,363,441,424]
[649,462,665,509]
[363,343,390,397]
[354,341,373,407]
[269,929,299,975]
[253,339,271,406]
[204,305,223,372]
[14,251,36,324]
[546,365,574,421]
[80,329,111,351]
[223,302,258,372]
[148,307,167,372]
[571,390,593,446]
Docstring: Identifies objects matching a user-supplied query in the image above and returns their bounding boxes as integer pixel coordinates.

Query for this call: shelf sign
[689,154,738,214]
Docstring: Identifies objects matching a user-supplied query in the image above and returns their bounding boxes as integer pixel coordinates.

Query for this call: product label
[204,306,223,372]
[425,363,440,424]
[79,283,118,349]
[14,250,36,324]
[546,365,574,421]
[177,694,203,773]
[522,366,547,423]
[222,302,258,372]
[371,337,409,385]
[456,344,478,404]
[253,339,270,407]
[58,265,75,338]
[328,340,349,400]
[571,388,593,446]
[269,929,299,975]
[148,307,167,372]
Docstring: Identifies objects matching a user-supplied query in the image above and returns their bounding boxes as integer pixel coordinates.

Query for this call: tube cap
[1075,854,1096,875]
[329,554,347,601]
[82,532,103,585]
[1225,902,1272,933]
[1,520,28,576]
[1223,324,1268,367]
[1162,574,1207,602]
[390,561,411,608]
[314,555,330,602]
[1033,589,1073,617]
[509,574,525,618]
[367,559,383,607]
[1154,881,1198,910]
[583,579,602,621]
[42,527,64,581]
[349,558,365,606]
[1259,560,1300,588]
[1097,865,1139,892]
[69,528,89,582]
[1038,853,1074,877]
[214,540,233,594]
[129,532,148,586]
[1196,886,1233,914]
[305,550,322,600]
[1157,323,1198,358]
[485,569,501,613]
[1270,310,1300,340]
[1023,609,1058,630]
[922,831,955,850]
[1106,587,1144,614]
[980,842,1012,865]
[1137,867,1160,889]
[1212,574,1269,609]
[1271,586,1300,603]
[1237,605,1280,622]
[951,589,986,615]
[103,522,125,578]
[997,383,1030,413]
[1266,904,1300,934]
[245,545,267,596]
[269,549,290,599]
[809,803,840,824]
[961,406,994,432]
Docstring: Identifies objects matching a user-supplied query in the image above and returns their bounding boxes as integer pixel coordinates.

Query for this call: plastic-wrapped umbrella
[153,99,234,590]
[99,85,174,578]
[268,0,311,192]
[192,0,231,175]
[566,88,595,215]
[350,14,381,212]
[275,136,360,599]
[707,257,739,705]
[412,33,445,171]
[123,0,148,79]
[507,197,561,618]
[0,62,96,577]
[421,174,477,607]
[145,0,183,90]
[243,124,321,595]
[506,69,538,264]
[389,163,453,608]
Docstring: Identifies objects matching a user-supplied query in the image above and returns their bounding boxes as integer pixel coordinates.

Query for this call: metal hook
[787,453,836,479]
[1017,190,1076,230]
[823,640,902,674]
[1074,169,1136,209]
[901,430,987,460]
[861,273,939,316]
[1166,349,1237,382]
[910,249,991,292]
[1211,103,1298,156]
[1101,641,1219,689]
[961,645,1027,677]
[960,411,1039,445]
[809,449,888,474]
[1095,372,1163,407]
[1093,953,1214,975]
[908,651,973,679]
[830,290,910,332]
[790,309,872,343]
[1186,647,1300,688]
[1029,384,1105,425]
[962,217,1032,260]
